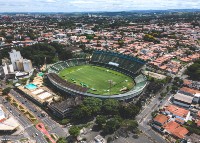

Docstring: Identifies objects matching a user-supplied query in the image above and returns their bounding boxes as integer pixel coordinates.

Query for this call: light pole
[108,80,113,95]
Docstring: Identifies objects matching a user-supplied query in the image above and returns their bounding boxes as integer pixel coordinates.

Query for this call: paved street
[136,92,171,143]
[114,133,154,143]
[0,96,47,143]
[10,89,67,137]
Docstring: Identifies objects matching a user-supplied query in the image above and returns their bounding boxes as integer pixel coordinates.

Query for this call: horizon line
[0,8,200,13]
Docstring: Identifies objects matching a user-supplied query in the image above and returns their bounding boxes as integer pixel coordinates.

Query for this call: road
[136,86,172,143]
[0,96,47,143]
[10,89,67,137]
[114,133,154,143]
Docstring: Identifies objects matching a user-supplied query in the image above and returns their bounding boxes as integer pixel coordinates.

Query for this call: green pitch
[58,65,134,95]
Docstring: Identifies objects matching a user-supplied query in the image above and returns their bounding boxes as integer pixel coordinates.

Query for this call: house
[178,87,200,96]
[172,93,193,108]
[178,87,200,104]
[164,105,190,122]
[153,114,169,126]
[163,121,189,139]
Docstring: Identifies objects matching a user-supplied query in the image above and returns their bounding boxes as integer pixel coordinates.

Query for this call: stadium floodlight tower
[108,79,114,95]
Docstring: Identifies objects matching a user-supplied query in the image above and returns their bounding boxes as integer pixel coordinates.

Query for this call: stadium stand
[47,51,147,100]
[48,73,89,93]
[90,50,146,74]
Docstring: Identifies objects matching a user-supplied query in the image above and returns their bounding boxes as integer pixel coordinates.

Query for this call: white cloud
[0,0,200,12]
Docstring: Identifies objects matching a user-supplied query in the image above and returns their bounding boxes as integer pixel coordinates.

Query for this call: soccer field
[58,65,134,95]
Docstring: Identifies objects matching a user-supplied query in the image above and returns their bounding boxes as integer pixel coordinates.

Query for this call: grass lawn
[58,65,134,95]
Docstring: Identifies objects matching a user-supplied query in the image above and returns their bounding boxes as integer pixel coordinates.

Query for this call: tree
[61,119,69,125]
[72,97,102,119]
[19,43,56,66]
[69,126,80,137]
[122,120,138,131]
[85,34,94,40]
[107,137,113,143]
[103,116,122,134]
[118,40,124,47]
[83,97,102,114]
[103,99,120,115]
[119,104,140,119]
[56,137,68,143]
[2,87,11,95]
[187,60,200,81]
[96,115,106,128]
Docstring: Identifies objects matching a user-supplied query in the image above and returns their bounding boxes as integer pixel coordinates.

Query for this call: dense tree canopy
[2,87,11,95]
[73,97,102,119]
[19,43,73,66]
[70,97,140,135]
[0,47,12,65]
[103,99,120,115]
[49,42,73,61]
[68,126,80,137]
[56,137,68,143]
[19,43,56,66]
[103,116,122,134]
[187,59,200,81]
[119,104,140,119]
[121,119,139,132]
[96,115,107,127]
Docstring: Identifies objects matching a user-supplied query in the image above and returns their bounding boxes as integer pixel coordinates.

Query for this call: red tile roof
[163,121,188,139]
[165,105,189,118]
[153,114,169,125]
[179,87,200,95]
[183,80,192,85]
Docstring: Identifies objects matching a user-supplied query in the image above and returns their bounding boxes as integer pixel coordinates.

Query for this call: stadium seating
[90,50,146,74]
[47,52,147,100]
[48,58,88,74]
[48,73,89,93]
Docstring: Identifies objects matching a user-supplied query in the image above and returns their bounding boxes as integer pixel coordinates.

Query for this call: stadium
[47,50,148,100]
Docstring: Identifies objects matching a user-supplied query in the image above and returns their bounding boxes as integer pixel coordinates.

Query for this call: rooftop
[173,93,193,104]
[179,87,200,95]
[163,121,188,139]
[165,105,189,118]
[153,114,169,125]
[0,117,19,131]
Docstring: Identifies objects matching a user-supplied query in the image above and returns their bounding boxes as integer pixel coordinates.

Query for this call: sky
[0,0,200,12]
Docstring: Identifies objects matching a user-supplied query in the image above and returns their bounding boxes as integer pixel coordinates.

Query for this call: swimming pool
[25,83,38,90]
[38,72,44,77]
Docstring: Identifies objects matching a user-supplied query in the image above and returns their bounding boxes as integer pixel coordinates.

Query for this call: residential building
[9,49,23,70]
[172,93,194,108]
[163,121,188,139]
[163,105,190,122]
[153,114,170,126]
[23,59,33,72]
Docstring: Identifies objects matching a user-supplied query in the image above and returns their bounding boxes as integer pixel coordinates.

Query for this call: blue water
[38,72,44,77]
[25,83,38,90]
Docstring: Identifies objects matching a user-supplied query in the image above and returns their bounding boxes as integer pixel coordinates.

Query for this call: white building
[9,49,23,70]
[0,107,20,131]
[8,49,33,72]
[2,65,8,75]
[1,63,14,75]
[23,59,33,72]
[56,34,67,39]
[15,59,24,71]
[164,105,191,122]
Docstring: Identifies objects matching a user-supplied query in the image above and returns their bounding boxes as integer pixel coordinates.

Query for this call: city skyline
[0,0,200,12]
